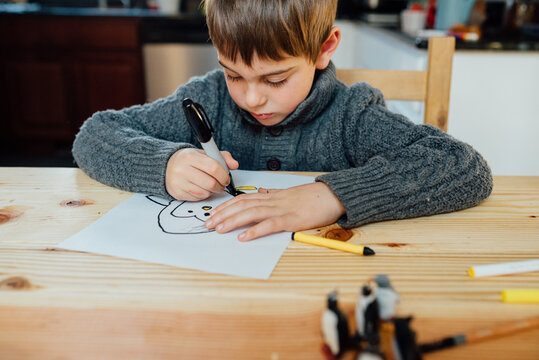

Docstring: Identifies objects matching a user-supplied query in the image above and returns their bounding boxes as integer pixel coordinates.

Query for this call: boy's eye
[226,74,242,82]
[226,73,287,88]
[265,79,287,88]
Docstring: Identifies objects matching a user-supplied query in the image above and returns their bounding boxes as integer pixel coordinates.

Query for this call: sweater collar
[237,61,338,128]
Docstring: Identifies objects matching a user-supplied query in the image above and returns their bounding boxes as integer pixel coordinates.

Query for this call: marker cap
[182,98,214,143]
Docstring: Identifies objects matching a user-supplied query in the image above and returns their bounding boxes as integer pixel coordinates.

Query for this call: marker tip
[363,246,375,256]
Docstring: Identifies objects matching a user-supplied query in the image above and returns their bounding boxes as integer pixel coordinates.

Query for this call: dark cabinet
[0,15,146,158]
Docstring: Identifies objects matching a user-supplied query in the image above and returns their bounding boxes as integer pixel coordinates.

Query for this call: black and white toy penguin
[373,274,400,321]
[321,290,350,358]
[356,283,378,341]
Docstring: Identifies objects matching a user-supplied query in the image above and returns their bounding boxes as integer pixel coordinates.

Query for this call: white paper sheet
[57,170,314,279]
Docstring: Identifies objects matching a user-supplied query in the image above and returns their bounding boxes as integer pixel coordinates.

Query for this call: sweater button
[266,158,281,171]
[268,126,283,136]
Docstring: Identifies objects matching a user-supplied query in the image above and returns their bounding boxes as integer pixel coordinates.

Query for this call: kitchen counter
[364,22,539,52]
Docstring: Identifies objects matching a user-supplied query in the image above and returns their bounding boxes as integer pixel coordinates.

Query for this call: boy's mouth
[250,112,273,121]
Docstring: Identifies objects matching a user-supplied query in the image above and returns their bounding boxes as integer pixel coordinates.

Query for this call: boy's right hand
[165,148,239,201]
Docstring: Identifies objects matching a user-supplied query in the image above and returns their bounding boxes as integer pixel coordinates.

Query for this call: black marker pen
[182,98,238,196]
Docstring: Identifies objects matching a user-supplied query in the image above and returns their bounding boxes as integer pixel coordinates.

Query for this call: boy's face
[218,53,318,127]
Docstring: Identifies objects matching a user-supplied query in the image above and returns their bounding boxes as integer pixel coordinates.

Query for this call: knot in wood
[60,199,93,207]
[0,206,26,224]
[0,276,36,290]
[322,228,354,242]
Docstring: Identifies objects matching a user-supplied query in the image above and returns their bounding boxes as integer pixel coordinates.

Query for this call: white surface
[57,170,315,279]
[339,22,539,175]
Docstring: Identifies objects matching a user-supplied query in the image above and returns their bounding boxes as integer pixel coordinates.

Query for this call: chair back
[336,36,455,132]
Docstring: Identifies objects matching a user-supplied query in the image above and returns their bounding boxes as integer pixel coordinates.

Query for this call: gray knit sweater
[72,62,493,228]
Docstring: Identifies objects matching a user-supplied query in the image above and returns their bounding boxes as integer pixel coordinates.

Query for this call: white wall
[449,52,539,175]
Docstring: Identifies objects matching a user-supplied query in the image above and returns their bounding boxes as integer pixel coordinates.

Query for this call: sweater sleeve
[315,98,493,229]
[72,70,226,199]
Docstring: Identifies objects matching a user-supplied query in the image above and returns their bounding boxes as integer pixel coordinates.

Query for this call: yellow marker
[236,186,257,191]
[501,289,539,304]
[291,232,375,256]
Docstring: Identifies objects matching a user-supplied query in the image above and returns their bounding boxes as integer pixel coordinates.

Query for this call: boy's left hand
[205,182,346,241]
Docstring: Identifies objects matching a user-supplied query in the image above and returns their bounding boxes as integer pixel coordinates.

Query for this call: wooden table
[1,167,538,360]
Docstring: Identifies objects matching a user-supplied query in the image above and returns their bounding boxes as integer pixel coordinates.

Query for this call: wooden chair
[336,36,455,132]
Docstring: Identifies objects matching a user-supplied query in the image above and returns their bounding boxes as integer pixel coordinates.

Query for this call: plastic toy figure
[356,283,379,342]
[374,274,400,321]
[355,282,383,359]
[321,290,350,358]
[354,275,422,360]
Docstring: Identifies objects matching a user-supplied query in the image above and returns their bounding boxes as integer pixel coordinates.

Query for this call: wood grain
[335,69,427,101]
[424,36,455,132]
[1,168,538,359]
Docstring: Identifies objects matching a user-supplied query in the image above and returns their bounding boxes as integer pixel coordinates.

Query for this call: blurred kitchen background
[1,0,538,175]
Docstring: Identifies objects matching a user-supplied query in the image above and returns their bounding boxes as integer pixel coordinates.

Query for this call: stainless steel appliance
[141,16,220,102]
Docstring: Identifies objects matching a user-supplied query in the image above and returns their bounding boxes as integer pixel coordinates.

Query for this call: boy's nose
[245,85,266,109]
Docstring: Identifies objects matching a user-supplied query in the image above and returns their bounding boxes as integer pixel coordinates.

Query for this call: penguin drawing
[146,195,213,234]
[321,290,350,358]
[145,186,258,235]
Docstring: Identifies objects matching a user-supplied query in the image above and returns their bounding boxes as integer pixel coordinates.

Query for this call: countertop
[363,22,539,52]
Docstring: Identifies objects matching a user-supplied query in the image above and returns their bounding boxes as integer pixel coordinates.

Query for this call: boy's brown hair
[203,0,338,66]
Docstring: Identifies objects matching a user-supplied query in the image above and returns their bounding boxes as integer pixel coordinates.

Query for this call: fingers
[174,182,212,202]
[167,165,224,200]
[165,148,235,201]
[207,206,290,241]
[189,152,231,187]
[206,192,294,241]
[212,191,270,214]
[258,188,283,194]
[208,198,273,232]
[222,151,239,170]
[188,166,225,193]
[206,183,346,242]
[238,217,290,241]
[211,188,281,214]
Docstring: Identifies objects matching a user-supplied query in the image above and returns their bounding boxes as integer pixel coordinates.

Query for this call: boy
[72,0,492,242]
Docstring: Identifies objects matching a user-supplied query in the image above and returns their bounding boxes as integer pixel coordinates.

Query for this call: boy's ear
[315,27,341,70]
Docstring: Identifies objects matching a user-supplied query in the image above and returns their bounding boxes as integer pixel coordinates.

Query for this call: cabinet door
[4,57,73,141]
[73,51,146,129]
